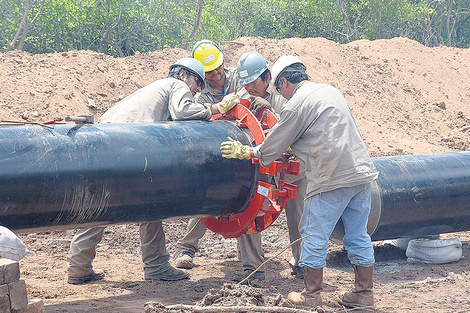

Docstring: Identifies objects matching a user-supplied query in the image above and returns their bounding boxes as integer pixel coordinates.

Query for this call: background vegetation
[1,0,469,56]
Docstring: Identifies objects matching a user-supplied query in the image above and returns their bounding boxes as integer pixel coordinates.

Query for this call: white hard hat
[271,55,305,88]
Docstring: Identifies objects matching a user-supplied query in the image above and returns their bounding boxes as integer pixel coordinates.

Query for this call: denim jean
[299,183,375,270]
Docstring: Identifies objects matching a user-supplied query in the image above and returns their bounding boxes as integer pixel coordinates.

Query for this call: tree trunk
[446,0,454,46]
[7,0,43,51]
[184,0,204,50]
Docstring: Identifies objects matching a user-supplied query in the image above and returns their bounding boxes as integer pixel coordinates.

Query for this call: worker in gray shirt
[220,55,378,309]
[67,57,240,284]
[175,40,264,283]
[235,51,307,279]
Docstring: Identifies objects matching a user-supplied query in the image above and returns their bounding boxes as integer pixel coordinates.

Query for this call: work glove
[217,93,240,114]
[249,96,272,114]
[220,137,251,159]
[284,146,298,160]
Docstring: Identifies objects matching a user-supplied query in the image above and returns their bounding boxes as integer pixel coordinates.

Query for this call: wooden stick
[238,234,313,285]
[165,303,316,313]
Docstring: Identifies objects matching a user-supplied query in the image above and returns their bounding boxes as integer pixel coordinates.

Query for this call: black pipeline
[0,121,256,232]
[332,151,470,241]
[1,121,470,240]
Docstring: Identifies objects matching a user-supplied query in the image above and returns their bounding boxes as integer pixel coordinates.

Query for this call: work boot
[233,269,265,284]
[145,266,189,281]
[67,268,104,285]
[288,267,322,307]
[290,265,304,279]
[175,251,196,269]
[340,265,374,308]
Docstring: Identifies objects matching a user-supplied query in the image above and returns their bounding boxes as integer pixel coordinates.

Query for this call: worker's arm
[252,109,304,167]
[169,80,212,121]
[220,109,303,163]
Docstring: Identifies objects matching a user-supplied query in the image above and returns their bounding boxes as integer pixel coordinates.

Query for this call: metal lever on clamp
[65,114,94,124]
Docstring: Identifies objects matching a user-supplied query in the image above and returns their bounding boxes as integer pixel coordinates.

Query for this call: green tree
[0,0,468,55]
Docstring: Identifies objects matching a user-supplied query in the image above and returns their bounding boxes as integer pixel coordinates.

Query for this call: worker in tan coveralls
[235,51,307,279]
[175,40,267,282]
[220,55,378,309]
[67,57,240,284]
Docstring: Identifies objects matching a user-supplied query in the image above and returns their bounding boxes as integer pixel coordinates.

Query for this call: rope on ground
[237,234,313,285]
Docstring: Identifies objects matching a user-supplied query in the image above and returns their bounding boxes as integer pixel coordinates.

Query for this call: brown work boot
[67,268,104,285]
[340,265,374,308]
[145,266,189,281]
[288,267,323,307]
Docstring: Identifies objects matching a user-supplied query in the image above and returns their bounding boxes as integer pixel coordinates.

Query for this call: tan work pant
[176,219,264,271]
[177,176,306,270]
[67,221,171,278]
[285,176,307,267]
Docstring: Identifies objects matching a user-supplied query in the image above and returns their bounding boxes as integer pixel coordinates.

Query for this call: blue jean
[299,183,375,270]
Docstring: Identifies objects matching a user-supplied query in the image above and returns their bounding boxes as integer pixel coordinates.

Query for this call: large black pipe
[1,121,470,240]
[0,121,256,232]
[332,151,470,241]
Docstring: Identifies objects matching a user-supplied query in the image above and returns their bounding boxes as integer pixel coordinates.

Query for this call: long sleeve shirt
[195,67,248,104]
[100,77,212,123]
[253,80,378,198]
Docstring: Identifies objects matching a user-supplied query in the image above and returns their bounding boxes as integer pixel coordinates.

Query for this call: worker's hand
[217,93,240,114]
[220,137,251,159]
[249,96,272,114]
[284,146,297,160]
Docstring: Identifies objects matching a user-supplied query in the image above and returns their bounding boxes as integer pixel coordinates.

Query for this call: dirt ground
[1,36,470,312]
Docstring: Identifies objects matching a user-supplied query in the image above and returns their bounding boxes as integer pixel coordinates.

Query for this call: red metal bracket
[201,99,299,238]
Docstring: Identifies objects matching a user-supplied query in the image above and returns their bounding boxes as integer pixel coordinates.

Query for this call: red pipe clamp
[200,100,299,238]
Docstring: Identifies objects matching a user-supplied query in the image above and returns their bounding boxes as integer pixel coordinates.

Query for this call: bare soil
[1,36,469,313]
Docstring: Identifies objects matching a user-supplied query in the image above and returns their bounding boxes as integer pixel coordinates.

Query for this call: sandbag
[0,226,30,261]
[383,235,439,251]
[406,238,462,264]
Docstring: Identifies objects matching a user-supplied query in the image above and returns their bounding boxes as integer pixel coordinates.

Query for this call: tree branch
[184,0,204,49]
[165,303,317,313]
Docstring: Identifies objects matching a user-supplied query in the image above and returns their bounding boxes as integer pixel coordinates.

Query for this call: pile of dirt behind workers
[1,36,470,157]
[1,36,469,313]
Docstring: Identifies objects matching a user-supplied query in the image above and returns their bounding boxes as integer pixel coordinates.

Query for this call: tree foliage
[0,0,468,56]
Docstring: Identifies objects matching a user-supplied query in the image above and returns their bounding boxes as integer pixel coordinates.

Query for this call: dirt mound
[2,36,470,313]
[2,36,470,156]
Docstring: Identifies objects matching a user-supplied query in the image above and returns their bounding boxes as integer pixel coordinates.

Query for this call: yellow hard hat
[192,40,224,72]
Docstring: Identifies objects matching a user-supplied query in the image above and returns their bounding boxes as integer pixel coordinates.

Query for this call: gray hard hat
[170,57,206,89]
[237,51,269,85]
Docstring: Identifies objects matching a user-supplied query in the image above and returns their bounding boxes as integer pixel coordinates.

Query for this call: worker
[235,51,306,279]
[67,57,240,284]
[220,55,378,309]
[175,40,265,282]
[193,40,249,104]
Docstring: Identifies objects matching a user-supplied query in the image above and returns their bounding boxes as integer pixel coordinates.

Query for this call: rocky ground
[1,36,469,312]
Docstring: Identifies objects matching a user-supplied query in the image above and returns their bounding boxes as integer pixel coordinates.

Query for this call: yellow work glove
[220,137,251,159]
[217,93,240,114]
[249,96,272,114]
